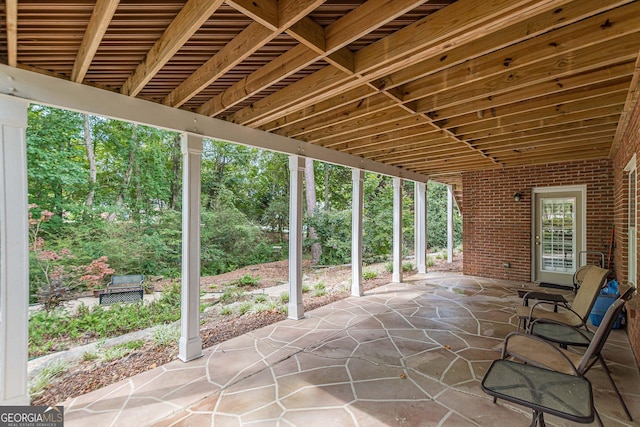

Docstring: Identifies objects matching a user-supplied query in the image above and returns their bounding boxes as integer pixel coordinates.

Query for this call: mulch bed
[31,257,460,406]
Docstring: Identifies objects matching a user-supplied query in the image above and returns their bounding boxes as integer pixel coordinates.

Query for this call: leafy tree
[427,181,463,250]
[27,105,87,227]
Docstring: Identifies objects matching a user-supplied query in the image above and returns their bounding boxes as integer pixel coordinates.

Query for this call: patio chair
[502,290,634,424]
[516,266,608,331]
[573,264,597,293]
[528,285,636,349]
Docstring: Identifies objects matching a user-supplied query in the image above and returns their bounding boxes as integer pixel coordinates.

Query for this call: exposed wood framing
[1,0,638,186]
[71,0,120,83]
[5,0,17,67]
[121,0,225,97]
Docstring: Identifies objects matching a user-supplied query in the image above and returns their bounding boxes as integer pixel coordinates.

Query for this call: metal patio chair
[516,266,608,332]
[502,289,635,424]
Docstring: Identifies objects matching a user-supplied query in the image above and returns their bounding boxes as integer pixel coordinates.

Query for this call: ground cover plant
[28,285,181,357]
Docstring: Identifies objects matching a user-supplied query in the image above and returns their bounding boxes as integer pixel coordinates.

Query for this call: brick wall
[612,97,640,365]
[462,160,614,282]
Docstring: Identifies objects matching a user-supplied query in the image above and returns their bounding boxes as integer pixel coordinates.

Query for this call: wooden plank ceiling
[2,0,640,209]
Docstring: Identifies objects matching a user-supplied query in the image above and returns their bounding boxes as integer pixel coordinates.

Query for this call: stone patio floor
[61,272,640,426]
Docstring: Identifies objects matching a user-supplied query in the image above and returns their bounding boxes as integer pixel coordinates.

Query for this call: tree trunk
[324,163,329,211]
[169,134,181,210]
[110,124,138,220]
[83,114,97,207]
[304,157,322,264]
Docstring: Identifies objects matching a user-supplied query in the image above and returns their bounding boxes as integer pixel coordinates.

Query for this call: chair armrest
[526,300,581,325]
[529,318,593,341]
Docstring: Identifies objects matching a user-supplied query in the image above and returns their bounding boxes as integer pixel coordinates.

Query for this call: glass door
[540,198,575,272]
[534,189,584,286]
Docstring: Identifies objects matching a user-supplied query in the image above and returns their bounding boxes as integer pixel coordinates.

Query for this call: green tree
[27,105,87,226]
[427,181,463,250]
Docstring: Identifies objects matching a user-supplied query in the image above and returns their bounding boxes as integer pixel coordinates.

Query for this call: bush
[28,285,182,357]
[362,270,378,280]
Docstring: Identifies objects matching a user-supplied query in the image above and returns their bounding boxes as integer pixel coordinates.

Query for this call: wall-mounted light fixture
[514,192,523,202]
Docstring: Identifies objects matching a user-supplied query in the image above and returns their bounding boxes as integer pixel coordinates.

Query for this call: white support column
[447,184,454,263]
[392,177,403,283]
[0,97,30,405]
[415,182,427,274]
[179,133,203,362]
[351,169,364,296]
[288,155,305,319]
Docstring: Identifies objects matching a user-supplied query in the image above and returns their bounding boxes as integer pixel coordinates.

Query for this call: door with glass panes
[534,189,585,286]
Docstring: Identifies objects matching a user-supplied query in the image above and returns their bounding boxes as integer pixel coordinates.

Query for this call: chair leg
[597,356,633,421]
[594,406,604,427]
[531,410,545,427]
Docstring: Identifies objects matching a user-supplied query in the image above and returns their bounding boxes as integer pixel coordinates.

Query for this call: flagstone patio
[61,273,640,426]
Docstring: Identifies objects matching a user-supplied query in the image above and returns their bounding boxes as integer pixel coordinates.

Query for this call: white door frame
[531,185,587,283]
[625,155,636,286]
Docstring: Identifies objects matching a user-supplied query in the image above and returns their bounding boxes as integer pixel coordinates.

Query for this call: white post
[351,169,364,296]
[179,133,203,362]
[415,181,427,274]
[447,184,454,263]
[288,155,305,319]
[0,96,30,405]
[392,177,403,283]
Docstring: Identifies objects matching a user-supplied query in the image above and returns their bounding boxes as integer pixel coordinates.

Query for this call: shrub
[28,285,182,357]
[230,274,260,287]
[238,301,254,315]
[313,282,327,297]
[253,294,268,303]
[362,270,378,280]
[153,323,180,347]
[219,306,233,316]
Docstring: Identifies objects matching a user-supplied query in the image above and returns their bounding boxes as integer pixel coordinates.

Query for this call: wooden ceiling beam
[495,141,611,162]
[164,0,325,108]
[197,45,319,117]
[343,133,451,157]
[225,0,278,29]
[465,113,621,145]
[402,2,640,104]
[163,22,275,107]
[229,0,571,126]
[476,125,617,152]
[327,127,445,153]
[324,0,422,53]
[374,144,474,164]
[355,0,572,77]
[267,0,629,137]
[277,93,396,137]
[453,90,628,137]
[5,0,18,67]
[71,0,120,83]
[416,32,640,114]
[298,106,429,142]
[198,0,423,117]
[430,63,635,124]
[121,0,225,97]
[315,117,432,147]
[389,151,490,168]
[262,86,376,132]
[374,0,634,91]
[410,156,500,172]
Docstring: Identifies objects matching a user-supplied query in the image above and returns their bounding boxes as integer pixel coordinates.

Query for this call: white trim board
[0,64,428,182]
